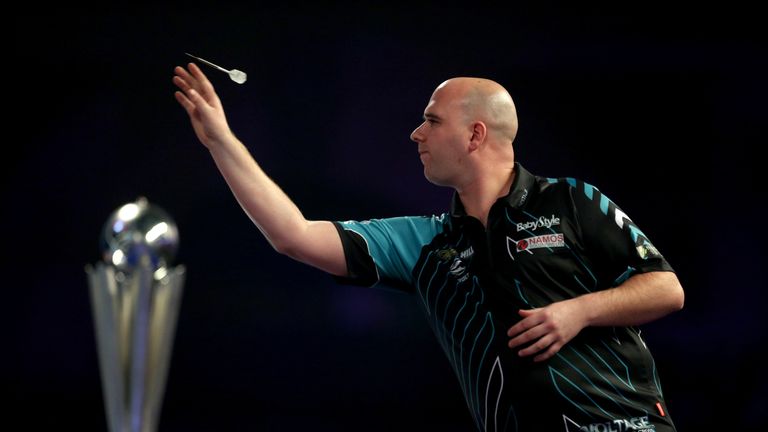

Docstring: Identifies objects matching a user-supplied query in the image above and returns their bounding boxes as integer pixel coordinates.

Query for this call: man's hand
[173,62,233,149]
[506,300,588,362]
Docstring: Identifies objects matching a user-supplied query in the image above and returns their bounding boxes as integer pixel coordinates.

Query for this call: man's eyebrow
[424,113,441,121]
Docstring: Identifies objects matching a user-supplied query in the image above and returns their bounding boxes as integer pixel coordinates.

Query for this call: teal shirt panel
[337,215,446,286]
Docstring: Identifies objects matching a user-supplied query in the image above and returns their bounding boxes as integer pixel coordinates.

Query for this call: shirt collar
[449,162,536,217]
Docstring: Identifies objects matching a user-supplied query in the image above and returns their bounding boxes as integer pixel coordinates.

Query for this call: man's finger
[507,322,546,349]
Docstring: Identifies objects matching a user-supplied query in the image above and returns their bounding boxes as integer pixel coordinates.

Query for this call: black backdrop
[8,3,766,431]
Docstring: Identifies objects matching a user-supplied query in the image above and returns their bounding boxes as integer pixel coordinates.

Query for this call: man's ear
[468,121,487,151]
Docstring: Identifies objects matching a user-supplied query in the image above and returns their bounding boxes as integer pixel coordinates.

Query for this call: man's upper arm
[282,215,445,287]
[284,220,348,276]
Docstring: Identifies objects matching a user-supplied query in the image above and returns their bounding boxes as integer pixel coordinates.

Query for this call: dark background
[8,3,765,431]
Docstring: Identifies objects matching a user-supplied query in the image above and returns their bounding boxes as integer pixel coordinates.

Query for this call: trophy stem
[129,256,153,432]
[88,263,124,432]
[87,260,185,432]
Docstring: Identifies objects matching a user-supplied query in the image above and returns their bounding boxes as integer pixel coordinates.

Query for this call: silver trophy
[86,197,185,432]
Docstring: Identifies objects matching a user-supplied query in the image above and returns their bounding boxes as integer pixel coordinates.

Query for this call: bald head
[435,77,518,145]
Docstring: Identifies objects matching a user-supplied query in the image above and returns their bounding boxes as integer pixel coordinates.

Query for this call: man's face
[410,84,471,187]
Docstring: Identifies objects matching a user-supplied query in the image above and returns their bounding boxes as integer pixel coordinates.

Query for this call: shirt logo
[436,248,457,261]
[562,415,656,432]
[514,233,564,252]
[506,234,566,260]
[436,247,472,282]
[448,258,467,277]
[516,214,561,232]
[636,243,660,260]
[518,188,529,205]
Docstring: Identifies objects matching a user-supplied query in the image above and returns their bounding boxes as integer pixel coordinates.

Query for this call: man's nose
[410,122,425,143]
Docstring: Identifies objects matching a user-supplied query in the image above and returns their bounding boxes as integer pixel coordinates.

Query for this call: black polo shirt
[333,163,677,432]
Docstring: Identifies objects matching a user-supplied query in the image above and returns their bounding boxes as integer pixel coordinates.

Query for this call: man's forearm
[207,134,309,253]
[573,271,684,327]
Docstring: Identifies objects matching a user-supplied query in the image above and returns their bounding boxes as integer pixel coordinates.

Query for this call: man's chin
[424,171,450,188]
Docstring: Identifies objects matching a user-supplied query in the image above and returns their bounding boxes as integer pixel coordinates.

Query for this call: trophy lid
[100,197,179,271]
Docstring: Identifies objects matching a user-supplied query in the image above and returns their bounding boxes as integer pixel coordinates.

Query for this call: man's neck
[457,167,516,227]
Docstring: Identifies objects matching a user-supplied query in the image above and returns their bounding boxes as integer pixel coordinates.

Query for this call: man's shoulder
[337,213,450,237]
[531,173,602,197]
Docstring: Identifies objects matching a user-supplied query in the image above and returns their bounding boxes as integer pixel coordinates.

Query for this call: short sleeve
[332,215,446,289]
[570,180,674,285]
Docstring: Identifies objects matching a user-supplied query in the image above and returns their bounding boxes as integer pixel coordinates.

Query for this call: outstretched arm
[173,63,346,276]
[507,271,684,362]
